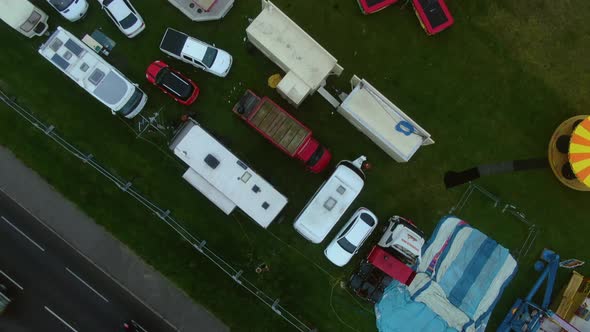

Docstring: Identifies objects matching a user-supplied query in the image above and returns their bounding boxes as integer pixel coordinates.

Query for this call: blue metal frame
[497,249,560,332]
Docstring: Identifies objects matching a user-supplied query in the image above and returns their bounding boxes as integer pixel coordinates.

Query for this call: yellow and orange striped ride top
[570,116,590,187]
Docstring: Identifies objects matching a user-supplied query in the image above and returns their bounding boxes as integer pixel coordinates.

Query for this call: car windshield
[337,238,356,254]
[119,87,143,116]
[49,0,75,11]
[119,13,137,29]
[155,67,171,85]
[306,145,325,167]
[202,47,218,68]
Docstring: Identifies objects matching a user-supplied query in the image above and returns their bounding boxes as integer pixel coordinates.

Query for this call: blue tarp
[375,216,518,332]
[376,280,457,332]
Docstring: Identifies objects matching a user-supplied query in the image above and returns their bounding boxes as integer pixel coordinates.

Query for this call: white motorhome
[170,119,288,228]
[294,156,367,244]
[0,0,49,38]
[39,27,147,119]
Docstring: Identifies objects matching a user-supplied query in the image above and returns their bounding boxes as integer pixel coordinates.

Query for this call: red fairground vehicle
[145,60,200,105]
[356,0,398,14]
[412,0,454,35]
[232,90,331,173]
[349,216,425,303]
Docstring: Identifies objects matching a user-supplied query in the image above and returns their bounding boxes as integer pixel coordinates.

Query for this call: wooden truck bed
[250,101,309,155]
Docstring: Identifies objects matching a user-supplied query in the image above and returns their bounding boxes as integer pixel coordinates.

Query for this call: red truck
[232,90,331,173]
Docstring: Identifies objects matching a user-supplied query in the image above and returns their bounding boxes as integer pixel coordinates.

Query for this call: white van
[46,0,89,22]
[0,0,49,38]
[39,27,147,119]
[294,156,367,244]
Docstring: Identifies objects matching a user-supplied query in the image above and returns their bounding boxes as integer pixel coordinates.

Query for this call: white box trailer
[38,27,148,119]
[294,156,367,244]
[0,0,49,38]
[170,119,288,228]
[338,76,434,162]
[246,0,343,107]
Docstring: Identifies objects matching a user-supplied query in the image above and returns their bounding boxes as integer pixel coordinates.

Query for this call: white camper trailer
[0,0,49,38]
[170,119,288,228]
[294,156,367,244]
[38,27,148,119]
[246,0,343,107]
[338,76,434,162]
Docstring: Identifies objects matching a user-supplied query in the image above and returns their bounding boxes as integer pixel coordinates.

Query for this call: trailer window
[20,12,42,33]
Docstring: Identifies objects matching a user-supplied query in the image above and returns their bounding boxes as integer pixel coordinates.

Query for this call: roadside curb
[0,145,229,332]
[0,186,178,331]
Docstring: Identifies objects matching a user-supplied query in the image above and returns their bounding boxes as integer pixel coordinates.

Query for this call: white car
[97,0,145,38]
[46,0,89,22]
[324,208,378,267]
[159,28,233,78]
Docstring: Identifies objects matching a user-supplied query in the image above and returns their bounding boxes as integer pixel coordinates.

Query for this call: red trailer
[412,0,454,35]
[349,216,425,303]
[233,90,331,173]
[356,0,398,15]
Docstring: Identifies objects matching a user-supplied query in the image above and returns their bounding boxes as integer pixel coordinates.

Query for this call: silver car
[97,0,145,38]
[324,208,378,267]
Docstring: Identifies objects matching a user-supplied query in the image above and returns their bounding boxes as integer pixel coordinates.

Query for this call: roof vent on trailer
[49,39,63,52]
[88,69,105,86]
[324,197,337,211]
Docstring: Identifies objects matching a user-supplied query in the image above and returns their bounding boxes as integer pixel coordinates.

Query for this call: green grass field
[1,0,589,331]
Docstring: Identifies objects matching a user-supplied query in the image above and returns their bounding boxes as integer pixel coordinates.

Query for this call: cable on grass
[264,228,336,281]
[330,279,362,332]
[116,116,184,169]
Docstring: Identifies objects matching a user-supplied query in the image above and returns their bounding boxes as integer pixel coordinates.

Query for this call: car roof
[182,39,208,61]
[325,242,351,265]
[105,0,132,21]
[344,217,373,246]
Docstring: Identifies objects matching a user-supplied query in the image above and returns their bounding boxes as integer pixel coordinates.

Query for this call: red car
[145,60,199,105]
[357,0,398,14]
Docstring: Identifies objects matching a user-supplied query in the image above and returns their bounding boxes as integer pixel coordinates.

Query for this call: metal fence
[0,88,313,332]
[449,183,539,261]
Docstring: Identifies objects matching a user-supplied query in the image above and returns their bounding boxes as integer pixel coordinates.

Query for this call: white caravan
[170,119,288,228]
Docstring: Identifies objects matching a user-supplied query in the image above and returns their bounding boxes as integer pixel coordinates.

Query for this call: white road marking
[0,269,23,290]
[1,216,45,252]
[44,306,79,332]
[65,267,109,303]
[0,189,178,331]
[133,320,148,332]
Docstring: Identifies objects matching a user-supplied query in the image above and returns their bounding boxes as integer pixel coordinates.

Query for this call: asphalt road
[0,191,177,332]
